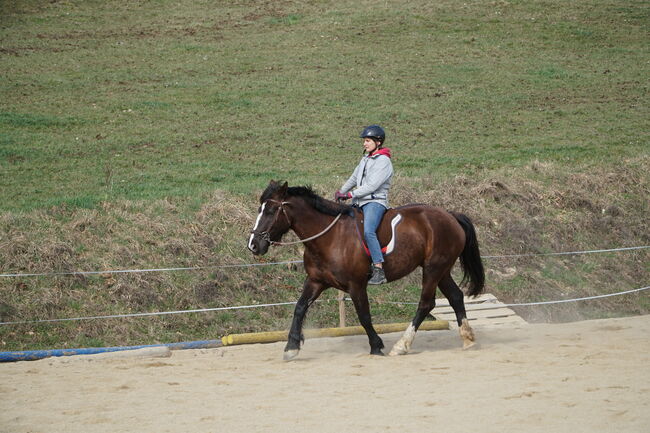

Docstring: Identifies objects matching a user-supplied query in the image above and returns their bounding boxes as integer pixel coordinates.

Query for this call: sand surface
[1,315,649,433]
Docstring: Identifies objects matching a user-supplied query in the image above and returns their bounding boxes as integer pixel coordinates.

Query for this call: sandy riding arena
[1,315,649,433]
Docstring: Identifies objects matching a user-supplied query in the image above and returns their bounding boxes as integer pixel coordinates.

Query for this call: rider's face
[363,138,379,154]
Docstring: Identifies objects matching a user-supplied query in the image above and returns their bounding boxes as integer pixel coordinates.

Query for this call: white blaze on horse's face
[248,202,267,253]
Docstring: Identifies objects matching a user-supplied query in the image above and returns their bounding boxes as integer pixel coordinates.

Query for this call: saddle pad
[361,213,402,257]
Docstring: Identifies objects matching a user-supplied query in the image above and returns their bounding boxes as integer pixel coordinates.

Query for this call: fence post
[337,291,346,327]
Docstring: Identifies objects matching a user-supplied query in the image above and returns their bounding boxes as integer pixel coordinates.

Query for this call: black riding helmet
[360,125,385,145]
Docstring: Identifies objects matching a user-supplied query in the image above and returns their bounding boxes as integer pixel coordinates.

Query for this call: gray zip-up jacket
[340,149,393,208]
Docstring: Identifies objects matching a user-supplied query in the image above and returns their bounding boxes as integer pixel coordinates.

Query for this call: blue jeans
[362,202,386,265]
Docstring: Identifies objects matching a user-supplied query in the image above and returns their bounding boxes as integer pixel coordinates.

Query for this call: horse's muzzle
[247,233,270,255]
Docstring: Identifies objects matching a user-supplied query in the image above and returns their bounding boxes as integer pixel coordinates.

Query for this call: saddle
[353,207,403,257]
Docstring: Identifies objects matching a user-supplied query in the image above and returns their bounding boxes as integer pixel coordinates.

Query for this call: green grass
[1,0,647,211]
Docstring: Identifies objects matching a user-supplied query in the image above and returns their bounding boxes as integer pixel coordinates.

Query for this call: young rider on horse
[335,125,393,285]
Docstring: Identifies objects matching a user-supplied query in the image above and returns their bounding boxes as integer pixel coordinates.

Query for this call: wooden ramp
[431,293,527,328]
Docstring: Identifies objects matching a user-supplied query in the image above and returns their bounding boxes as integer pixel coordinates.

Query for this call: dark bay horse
[248,181,485,360]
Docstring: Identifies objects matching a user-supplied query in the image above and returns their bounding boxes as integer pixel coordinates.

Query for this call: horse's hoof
[388,346,407,356]
[370,349,385,356]
[283,349,300,361]
[460,319,476,350]
[462,340,477,350]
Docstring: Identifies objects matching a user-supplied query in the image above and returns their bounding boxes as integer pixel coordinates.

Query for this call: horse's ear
[278,181,288,197]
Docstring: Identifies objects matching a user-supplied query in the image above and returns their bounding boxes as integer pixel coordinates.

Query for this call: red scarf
[370,147,392,158]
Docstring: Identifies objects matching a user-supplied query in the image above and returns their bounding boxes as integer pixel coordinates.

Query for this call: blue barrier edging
[0,339,222,362]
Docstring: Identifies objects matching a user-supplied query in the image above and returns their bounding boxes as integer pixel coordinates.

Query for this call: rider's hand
[334,190,352,201]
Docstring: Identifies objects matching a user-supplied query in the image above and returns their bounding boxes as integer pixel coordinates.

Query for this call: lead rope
[271,213,343,246]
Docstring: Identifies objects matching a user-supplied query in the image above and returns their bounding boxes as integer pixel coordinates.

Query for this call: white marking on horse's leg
[283,349,300,361]
[389,323,417,356]
[460,318,476,350]
[248,203,266,250]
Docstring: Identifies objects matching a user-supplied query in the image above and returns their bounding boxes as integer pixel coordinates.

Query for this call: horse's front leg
[349,285,384,355]
[284,278,326,361]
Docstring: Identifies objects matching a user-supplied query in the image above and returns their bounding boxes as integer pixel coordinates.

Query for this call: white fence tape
[1,245,647,326]
[0,301,300,326]
[483,245,650,259]
[0,260,304,278]
[375,286,650,308]
[1,286,648,326]
[1,246,648,278]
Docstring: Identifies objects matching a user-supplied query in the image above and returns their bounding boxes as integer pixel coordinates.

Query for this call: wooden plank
[437,312,526,323]
[435,294,498,307]
[469,316,528,326]
[435,307,520,320]
[429,293,527,328]
[440,315,527,328]
[434,304,510,314]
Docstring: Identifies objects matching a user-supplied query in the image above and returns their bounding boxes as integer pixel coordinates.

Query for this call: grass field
[1,0,648,351]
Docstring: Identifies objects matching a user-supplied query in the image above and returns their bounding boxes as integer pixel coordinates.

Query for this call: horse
[247,180,485,360]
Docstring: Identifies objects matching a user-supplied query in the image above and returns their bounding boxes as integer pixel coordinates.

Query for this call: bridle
[250,199,343,246]
[250,199,292,245]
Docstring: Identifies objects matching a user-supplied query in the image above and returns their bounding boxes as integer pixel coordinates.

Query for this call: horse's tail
[452,212,485,297]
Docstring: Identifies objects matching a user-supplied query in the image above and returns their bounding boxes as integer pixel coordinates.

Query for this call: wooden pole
[337,291,346,328]
[221,320,449,346]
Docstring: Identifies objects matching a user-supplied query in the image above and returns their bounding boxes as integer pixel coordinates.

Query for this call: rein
[252,199,343,247]
[272,212,342,246]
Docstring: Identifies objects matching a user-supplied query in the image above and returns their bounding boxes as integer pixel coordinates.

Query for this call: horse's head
[247,181,293,255]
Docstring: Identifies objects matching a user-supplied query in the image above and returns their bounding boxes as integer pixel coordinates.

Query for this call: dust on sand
[1,315,649,433]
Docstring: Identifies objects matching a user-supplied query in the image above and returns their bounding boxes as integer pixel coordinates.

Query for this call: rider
[335,125,393,285]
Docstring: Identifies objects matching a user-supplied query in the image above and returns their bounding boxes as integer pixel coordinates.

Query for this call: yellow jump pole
[221,320,449,346]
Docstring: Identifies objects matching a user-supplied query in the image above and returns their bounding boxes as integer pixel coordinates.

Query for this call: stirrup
[368,266,387,285]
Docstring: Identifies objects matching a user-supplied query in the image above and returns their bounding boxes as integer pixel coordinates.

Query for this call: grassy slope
[0,0,648,350]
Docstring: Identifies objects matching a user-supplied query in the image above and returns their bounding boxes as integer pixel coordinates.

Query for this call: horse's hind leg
[438,274,476,349]
[389,266,441,356]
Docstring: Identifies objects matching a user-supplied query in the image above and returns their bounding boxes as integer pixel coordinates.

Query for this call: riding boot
[368,265,387,285]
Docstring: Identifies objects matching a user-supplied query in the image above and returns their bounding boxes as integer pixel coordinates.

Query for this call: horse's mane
[261,183,354,217]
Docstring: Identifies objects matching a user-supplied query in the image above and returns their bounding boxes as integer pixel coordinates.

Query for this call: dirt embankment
[1,158,648,349]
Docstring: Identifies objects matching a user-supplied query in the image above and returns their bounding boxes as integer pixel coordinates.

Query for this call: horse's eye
[264,207,274,215]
